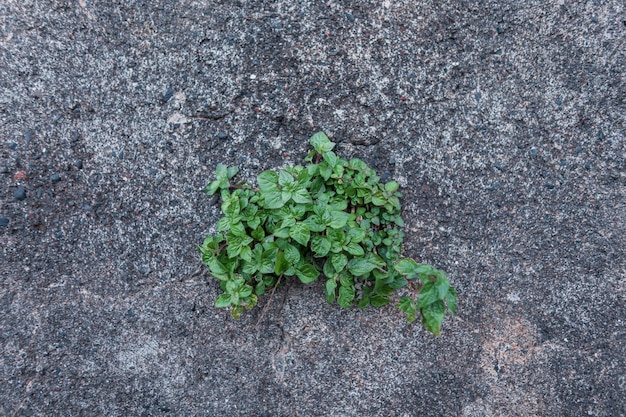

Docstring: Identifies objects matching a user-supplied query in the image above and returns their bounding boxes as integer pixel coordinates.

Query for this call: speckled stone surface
[1,1,624,416]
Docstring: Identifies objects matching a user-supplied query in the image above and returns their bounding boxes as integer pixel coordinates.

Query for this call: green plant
[198,132,457,335]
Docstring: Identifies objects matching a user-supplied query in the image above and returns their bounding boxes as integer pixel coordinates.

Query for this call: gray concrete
[1,0,624,416]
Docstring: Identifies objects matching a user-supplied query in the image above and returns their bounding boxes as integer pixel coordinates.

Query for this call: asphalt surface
[1,1,625,416]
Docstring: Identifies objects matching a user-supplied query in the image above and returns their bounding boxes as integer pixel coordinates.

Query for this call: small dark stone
[545,182,555,189]
[83,204,92,211]
[575,146,583,154]
[73,159,83,169]
[118,151,124,160]
[496,25,504,34]
[218,131,228,140]
[71,131,81,142]
[381,172,390,182]
[68,200,75,206]
[530,148,538,156]
[149,168,158,175]
[9,142,17,150]
[0,216,8,227]
[163,87,174,103]
[55,230,63,239]
[494,161,503,171]
[24,129,33,141]
[50,173,61,182]
[591,16,598,23]
[14,187,26,201]
[560,160,567,167]
[474,91,482,101]
[345,12,355,22]
[598,130,604,140]
[490,181,501,190]
[389,157,396,164]
[555,97,563,105]
[585,162,592,170]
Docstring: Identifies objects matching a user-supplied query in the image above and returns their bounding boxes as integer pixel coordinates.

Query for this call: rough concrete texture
[1,0,625,416]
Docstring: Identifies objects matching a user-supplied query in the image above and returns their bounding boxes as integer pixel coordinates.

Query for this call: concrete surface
[1,0,625,416]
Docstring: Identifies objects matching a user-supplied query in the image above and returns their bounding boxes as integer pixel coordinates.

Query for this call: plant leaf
[289,222,310,246]
[310,131,335,153]
[397,296,417,323]
[445,287,457,314]
[263,191,288,209]
[331,253,348,272]
[344,242,365,256]
[325,279,337,302]
[296,263,319,284]
[323,150,338,168]
[258,170,279,191]
[328,211,350,229]
[284,244,301,265]
[421,300,445,336]
[394,258,419,277]
[215,293,232,308]
[291,188,312,204]
[274,251,289,275]
[417,281,439,309]
[311,236,331,257]
[347,258,376,276]
[338,285,355,308]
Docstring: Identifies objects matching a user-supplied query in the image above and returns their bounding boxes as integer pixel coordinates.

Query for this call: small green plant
[198,132,457,335]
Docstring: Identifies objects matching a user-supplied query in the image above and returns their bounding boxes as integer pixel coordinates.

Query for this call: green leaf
[372,194,387,206]
[445,287,457,314]
[274,251,290,275]
[417,281,439,309]
[258,170,279,191]
[215,164,228,181]
[231,305,244,319]
[421,300,445,336]
[291,188,312,204]
[370,296,391,307]
[296,264,319,284]
[310,131,335,153]
[251,227,265,241]
[323,258,335,278]
[206,180,221,195]
[206,257,228,277]
[319,162,332,181]
[323,150,338,168]
[289,223,310,246]
[263,191,288,209]
[215,294,232,308]
[278,170,294,186]
[347,258,376,276]
[325,279,337,302]
[239,245,253,262]
[398,296,417,323]
[284,244,301,265]
[311,236,331,257]
[328,211,350,229]
[435,277,450,299]
[239,285,253,298]
[338,285,355,308]
[344,242,365,256]
[346,228,366,243]
[331,253,348,272]
[226,166,239,179]
[384,181,399,192]
[273,227,290,239]
[394,258,419,277]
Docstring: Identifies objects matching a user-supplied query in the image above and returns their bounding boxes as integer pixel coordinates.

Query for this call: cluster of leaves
[198,132,457,335]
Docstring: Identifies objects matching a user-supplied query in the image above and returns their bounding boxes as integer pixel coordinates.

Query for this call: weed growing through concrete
[198,132,457,335]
